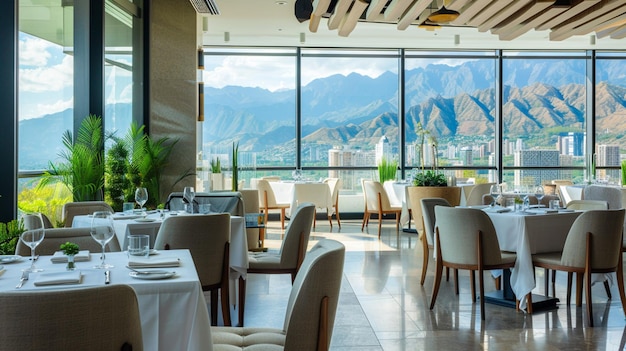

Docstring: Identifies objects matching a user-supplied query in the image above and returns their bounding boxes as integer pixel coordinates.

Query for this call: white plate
[129,270,176,280]
[134,218,156,222]
[0,255,22,264]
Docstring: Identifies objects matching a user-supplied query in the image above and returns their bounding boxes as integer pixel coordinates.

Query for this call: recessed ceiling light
[275,1,287,5]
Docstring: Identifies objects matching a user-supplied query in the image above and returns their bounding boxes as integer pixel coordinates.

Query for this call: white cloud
[20,97,73,120]
[19,36,54,66]
[19,55,73,93]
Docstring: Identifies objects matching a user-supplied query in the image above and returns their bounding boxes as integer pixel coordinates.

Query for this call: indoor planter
[210,157,224,191]
[60,241,80,270]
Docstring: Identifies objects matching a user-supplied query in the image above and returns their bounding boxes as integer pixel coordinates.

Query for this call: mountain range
[19,59,626,170]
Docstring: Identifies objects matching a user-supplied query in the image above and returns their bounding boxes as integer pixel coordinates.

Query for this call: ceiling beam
[327,0,353,30]
[447,0,473,12]
[477,0,534,32]
[309,0,332,32]
[366,0,387,20]
[384,0,414,21]
[338,0,369,36]
[548,0,625,39]
[609,25,626,38]
[491,0,555,35]
[550,3,626,40]
[397,0,431,30]
[451,0,494,26]
[536,0,601,30]
[466,0,515,27]
[498,5,570,40]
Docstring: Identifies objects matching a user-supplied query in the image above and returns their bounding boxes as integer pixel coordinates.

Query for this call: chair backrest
[583,185,623,209]
[406,186,462,234]
[154,213,230,288]
[22,213,55,230]
[482,194,494,205]
[561,209,625,270]
[164,192,244,216]
[0,285,143,350]
[566,199,608,210]
[262,176,281,182]
[420,198,451,246]
[466,183,495,206]
[62,201,114,227]
[283,239,345,351]
[323,178,341,205]
[434,206,504,266]
[15,227,122,256]
[279,203,316,268]
[363,181,392,211]
[240,189,260,250]
[256,179,280,207]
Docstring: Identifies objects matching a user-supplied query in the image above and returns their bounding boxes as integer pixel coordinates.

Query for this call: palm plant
[39,114,105,201]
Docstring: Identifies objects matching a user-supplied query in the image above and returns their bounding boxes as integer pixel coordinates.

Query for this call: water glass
[505,197,515,209]
[123,202,135,214]
[128,235,150,258]
[549,199,561,209]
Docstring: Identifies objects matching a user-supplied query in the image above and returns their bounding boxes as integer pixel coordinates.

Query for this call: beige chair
[62,201,114,227]
[22,213,54,230]
[531,209,626,326]
[406,186,462,238]
[0,285,143,350]
[257,179,290,230]
[551,179,573,204]
[360,178,370,230]
[213,239,345,351]
[583,185,623,209]
[361,180,402,239]
[430,206,517,321]
[566,200,608,210]
[323,178,342,228]
[419,198,451,285]
[239,203,316,326]
[15,227,121,256]
[154,213,232,326]
[240,189,262,250]
[466,183,495,206]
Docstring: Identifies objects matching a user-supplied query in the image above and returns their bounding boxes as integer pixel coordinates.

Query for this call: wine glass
[534,186,545,206]
[20,224,45,272]
[183,186,196,213]
[489,184,501,205]
[90,211,115,269]
[135,187,148,211]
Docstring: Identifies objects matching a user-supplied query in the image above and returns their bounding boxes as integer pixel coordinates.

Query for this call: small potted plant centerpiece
[60,242,80,270]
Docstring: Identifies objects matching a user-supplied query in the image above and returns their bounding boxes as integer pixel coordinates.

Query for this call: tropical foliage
[0,219,25,255]
[19,181,71,227]
[39,114,105,201]
[105,137,131,212]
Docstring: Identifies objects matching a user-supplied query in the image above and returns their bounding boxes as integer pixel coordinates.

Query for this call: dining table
[0,249,213,351]
[268,181,333,217]
[72,212,250,302]
[481,207,582,311]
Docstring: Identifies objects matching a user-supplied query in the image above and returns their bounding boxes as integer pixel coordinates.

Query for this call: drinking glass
[20,224,45,272]
[183,186,196,213]
[90,211,115,269]
[489,184,501,205]
[135,187,148,211]
[534,186,545,204]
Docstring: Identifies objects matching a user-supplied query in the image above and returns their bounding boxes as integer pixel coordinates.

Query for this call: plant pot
[406,186,462,237]
[66,255,76,270]
[211,173,224,191]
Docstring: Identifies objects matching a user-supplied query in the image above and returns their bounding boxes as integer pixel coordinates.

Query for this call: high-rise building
[596,144,621,180]
[514,150,560,186]
[558,132,585,156]
[375,136,392,165]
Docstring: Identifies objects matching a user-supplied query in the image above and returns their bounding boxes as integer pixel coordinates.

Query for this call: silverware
[16,270,29,289]
[125,266,174,275]
[104,270,110,284]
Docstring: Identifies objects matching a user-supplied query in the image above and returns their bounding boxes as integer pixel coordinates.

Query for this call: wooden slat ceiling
[306,0,626,41]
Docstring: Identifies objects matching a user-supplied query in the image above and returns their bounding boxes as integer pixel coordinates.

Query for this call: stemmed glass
[489,184,501,206]
[20,222,45,272]
[90,211,115,269]
[183,186,196,213]
[135,187,148,211]
[534,186,545,206]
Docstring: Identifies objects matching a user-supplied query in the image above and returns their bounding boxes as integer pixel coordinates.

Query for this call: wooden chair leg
[479,268,485,321]
[576,272,583,307]
[586,270,593,327]
[327,213,332,229]
[420,233,429,285]
[220,281,232,326]
[616,253,626,315]
[494,276,501,291]
[551,269,556,298]
[377,211,382,239]
[470,270,476,302]
[210,289,218,326]
[430,260,444,310]
[335,206,341,228]
[454,269,459,295]
[238,277,246,327]
[280,208,285,230]
[566,272,572,306]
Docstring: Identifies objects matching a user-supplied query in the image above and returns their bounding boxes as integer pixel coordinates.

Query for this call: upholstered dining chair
[531,209,626,327]
[466,183,495,206]
[240,189,262,250]
[62,201,114,227]
[15,227,122,256]
[239,202,315,326]
[213,239,345,351]
[565,199,608,210]
[22,212,54,230]
[583,185,623,209]
[430,206,517,321]
[0,285,143,350]
[323,177,342,228]
[361,180,402,239]
[257,179,290,230]
[419,197,451,286]
[154,213,232,326]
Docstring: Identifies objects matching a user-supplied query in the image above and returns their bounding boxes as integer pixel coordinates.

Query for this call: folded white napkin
[50,250,91,263]
[113,213,143,220]
[526,208,558,214]
[482,206,512,213]
[128,257,180,268]
[34,271,82,286]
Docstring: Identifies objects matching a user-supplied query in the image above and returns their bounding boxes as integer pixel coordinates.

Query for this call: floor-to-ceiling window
[595,52,626,184]
[501,51,587,190]
[404,51,497,184]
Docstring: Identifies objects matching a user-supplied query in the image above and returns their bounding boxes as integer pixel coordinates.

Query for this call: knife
[104,270,110,284]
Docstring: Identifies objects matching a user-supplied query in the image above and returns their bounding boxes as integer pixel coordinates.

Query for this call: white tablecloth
[269,181,333,216]
[0,250,212,351]
[485,210,582,310]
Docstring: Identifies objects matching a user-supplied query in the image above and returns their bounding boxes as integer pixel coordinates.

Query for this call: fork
[16,270,29,289]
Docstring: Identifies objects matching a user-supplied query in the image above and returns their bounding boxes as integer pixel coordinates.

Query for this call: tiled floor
[235,218,626,350]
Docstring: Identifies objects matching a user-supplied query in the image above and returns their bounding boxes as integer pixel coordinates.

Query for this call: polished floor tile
[235,218,626,350]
